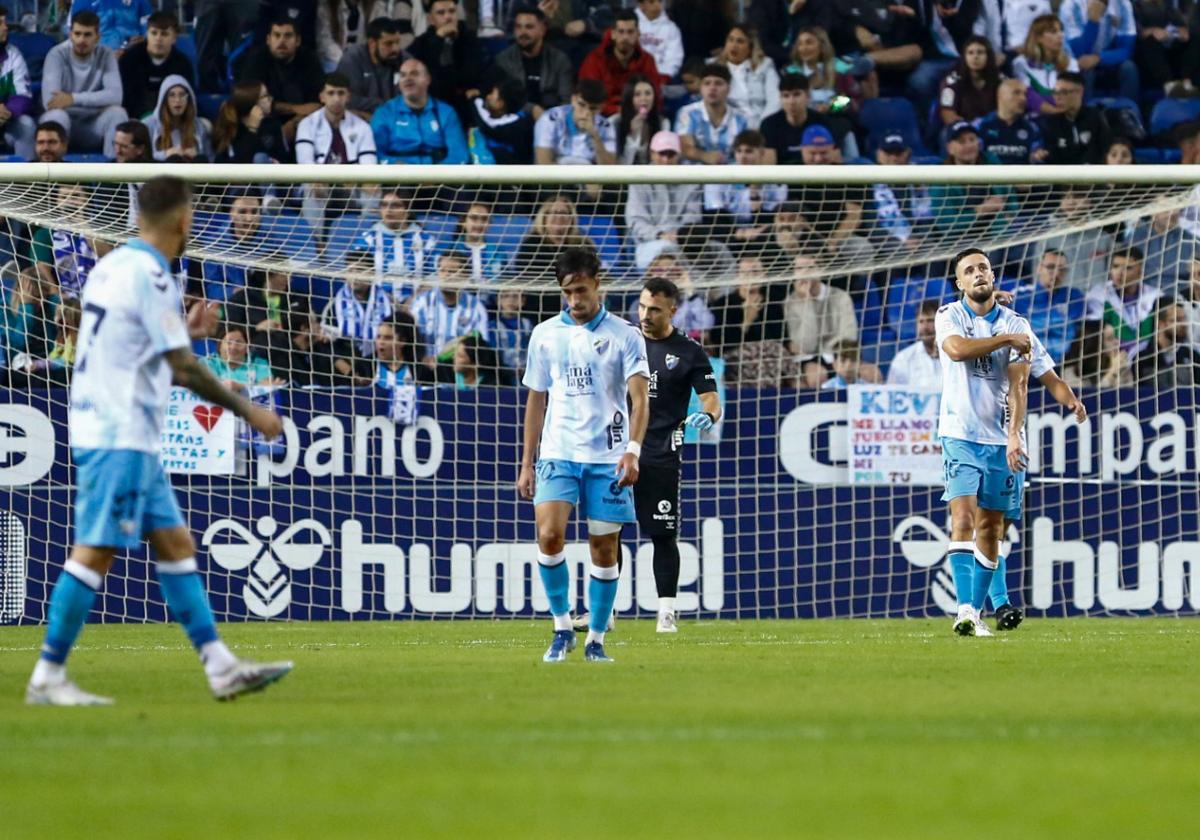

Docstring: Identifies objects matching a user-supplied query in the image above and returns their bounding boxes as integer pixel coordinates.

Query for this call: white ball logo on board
[202,516,331,617]
[0,405,56,486]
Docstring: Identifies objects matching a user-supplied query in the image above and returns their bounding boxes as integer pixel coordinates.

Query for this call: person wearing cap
[1038,70,1111,166]
[869,133,933,253]
[534,77,617,165]
[673,62,750,164]
[703,129,787,255]
[977,78,1046,166]
[798,123,838,164]
[929,120,1016,236]
[626,130,704,269]
[791,124,872,261]
[760,73,856,165]
[578,9,662,116]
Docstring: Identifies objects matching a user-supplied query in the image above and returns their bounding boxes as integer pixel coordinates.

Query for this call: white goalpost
[0,162,1197,624]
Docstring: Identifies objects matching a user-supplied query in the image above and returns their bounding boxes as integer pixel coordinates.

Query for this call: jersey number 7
[75,302,108,373]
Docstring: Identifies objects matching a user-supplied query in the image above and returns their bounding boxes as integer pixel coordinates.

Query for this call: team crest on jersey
[665,353,680,370]
[593,336,610,355]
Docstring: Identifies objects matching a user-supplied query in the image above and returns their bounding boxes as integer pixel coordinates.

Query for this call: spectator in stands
[194,0,260,93]
[237,16,324,135]
[204,325,283,390]
[91,120,149,229]
[977,78,1046,165]
[510,195,596,318]
[1062,319,1133,388]
[759,73,855,165]
[1178,255,1200,342]
[820,339,880,390]
[1034,186,1116,290]
[493,289,532,374]
[118,11,194,120]
[534,77,615,165]
[937,35,1001,128]
[202,191,277,300]
[626,129,702,269]
[41,11,128,159]
[1060,0,1138,101]
[336,15,404,118]
[224,268,310,357]
[330,248,397,354]
[792,126,871,261]
[886,298,941,389]
[786,25,874,117]
[453,202,506,282]
[41,296,80,375]
[704,129,786,255]
[785,251,857,387]
[212,81,290,163]
[579,9,661,117]
[1134,0,1200,97]
[360,186,437,292]
[0,8,35,161]
[712,21,780,129]
[408,0,484,119]
[635,0,683,79]
[1012,14,1078,114]
[410,250,490,361]
[836,0,922,74]
[33,121,67,163]
[144,75,211,162]
[470,75,535,165]
[712,254,791,384]
[71,0,152,51]
[373,313,431,392]
[607,73,667,164]
[1003,0,1054,56]
[869,133,932,254]
[276,309,372,387]
[1040,71,1110,165]
[451,333,513,388]
[372,57,468,164]
[113,119,151,162]
[3,268,57,374]
[1136,298,1200,386]
[1104,135,1133,165]
[643,253,714,341]
[1010,248,1086,364]
[1130,209,1192,295]
[1085,245,1162,360]
[675,63,748,164]
[32,183,96,300]
[929,121,1015,237]
[319,1,400,70]
[520,0,615,66]
[494,7,573,118]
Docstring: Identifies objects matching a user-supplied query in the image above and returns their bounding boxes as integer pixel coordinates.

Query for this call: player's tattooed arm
[942,332,1031,362]
[164,347,284,438]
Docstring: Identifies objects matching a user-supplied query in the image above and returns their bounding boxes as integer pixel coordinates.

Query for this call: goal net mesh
[1,166,1197,624]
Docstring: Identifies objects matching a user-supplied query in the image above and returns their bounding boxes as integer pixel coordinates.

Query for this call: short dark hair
[681,57,708,79]
[779,72,810,93]
[832,339,860,361]
[71,9,100,30]
[576,78,607,106]
[950,247,987,278]
[918,299,941,317]
[138,176,192,224]
[1174,117,1200,145]
[614,8,638,25]
[36,121,67,142]
[733,129,764,150]
[556,247,601,285]
[269,16,299,35]
[514,6,547,25]
[642,276,679,302]
[493,75,528,113]
[147,10,179,32]
[1113,245,1145,263]
[1057,71,1085,88]
[115,120,151,147]
[699,63,732,84]
[367,17,402,40]
[0,7,8,21]
[323,72,351,91]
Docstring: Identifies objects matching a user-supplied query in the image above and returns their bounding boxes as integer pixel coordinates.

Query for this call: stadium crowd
[4,1,1200,394]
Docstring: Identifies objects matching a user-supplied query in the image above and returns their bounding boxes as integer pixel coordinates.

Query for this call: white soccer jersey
[69,240,190,453]
[522,308,650,464]
[935,300,1051,446]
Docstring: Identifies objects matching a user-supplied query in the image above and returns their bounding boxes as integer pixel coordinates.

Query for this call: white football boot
[209,659,294,701]
[26,679,114,706]
[656,610,678,633]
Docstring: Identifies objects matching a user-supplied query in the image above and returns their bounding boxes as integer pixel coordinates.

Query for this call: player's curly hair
[555,247,601,285]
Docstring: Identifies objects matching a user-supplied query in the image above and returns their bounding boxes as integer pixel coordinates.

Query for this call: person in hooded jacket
[142,74,212,161]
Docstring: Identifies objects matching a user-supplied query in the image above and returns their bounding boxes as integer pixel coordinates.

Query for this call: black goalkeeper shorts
[634,463,681,536]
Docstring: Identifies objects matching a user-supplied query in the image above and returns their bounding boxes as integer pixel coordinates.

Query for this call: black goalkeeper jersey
[642,329,717,469]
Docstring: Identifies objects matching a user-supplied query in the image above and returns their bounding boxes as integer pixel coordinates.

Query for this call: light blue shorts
[940,437,1022,518]
[533,459,636,525]
[73,448,185,548]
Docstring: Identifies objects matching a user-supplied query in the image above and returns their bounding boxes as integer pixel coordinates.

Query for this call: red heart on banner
[193,405,224,432]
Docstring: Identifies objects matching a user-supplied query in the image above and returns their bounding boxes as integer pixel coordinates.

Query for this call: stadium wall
[2,386,1197,623]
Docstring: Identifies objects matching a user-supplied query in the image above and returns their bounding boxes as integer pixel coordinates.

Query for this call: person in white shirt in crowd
[410,251,490,363]
[295,72,379,247]
[674,62,749,164]
[785,251,859,388]
[534,77,616,165]
[820,339,882,390]
[626,130,702,269]
[711,21,780,130]
[452,202,507,283]
[635,0,682,79]
[887,298,943,389]
[40,11,128,159]
[359,186,438,300]
[703,129,786,254]
[328,247,397,356]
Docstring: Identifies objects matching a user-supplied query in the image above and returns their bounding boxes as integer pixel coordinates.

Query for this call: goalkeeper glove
[684,411,716,432]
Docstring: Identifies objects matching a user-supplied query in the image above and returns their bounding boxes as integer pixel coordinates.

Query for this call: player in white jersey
[26,177,292,706]
[517,248,650,663]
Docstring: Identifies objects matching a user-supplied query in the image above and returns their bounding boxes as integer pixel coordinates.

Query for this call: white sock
[200,640,237,677]
[31,658,65,686]
[552,612,573,632]
[586,629,605,646]
[658,597,676,615]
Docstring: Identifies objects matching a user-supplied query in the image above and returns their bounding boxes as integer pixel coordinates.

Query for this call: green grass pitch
[2,619,1198,838]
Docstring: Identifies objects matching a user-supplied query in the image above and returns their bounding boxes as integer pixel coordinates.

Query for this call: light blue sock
[537,552,571,618]
[947,542,975,608]
[971,552,998,612]
[40,562,101,664]
[587,564,619,634]
[988,550,1010,610]
[156,560,220,649]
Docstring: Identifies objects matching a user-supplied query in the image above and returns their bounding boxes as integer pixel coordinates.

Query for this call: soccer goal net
[0,162,1197,625]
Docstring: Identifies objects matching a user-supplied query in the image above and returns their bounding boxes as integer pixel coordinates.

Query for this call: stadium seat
[176,34,198,82]
[1149,98,1200,138]
[325,213,372,264]
[579,214,627,272]
[418,212,460,245]
[487,214,531,256]
[858,98,927,156]
[261,214,318,265]
[8,32,55,84]
[885,275,954,343]
[63,153,109,163]
[197,94,225,123]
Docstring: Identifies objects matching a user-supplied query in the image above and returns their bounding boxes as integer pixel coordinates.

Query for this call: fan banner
[160,388,238,475]
[846,385,942,486]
